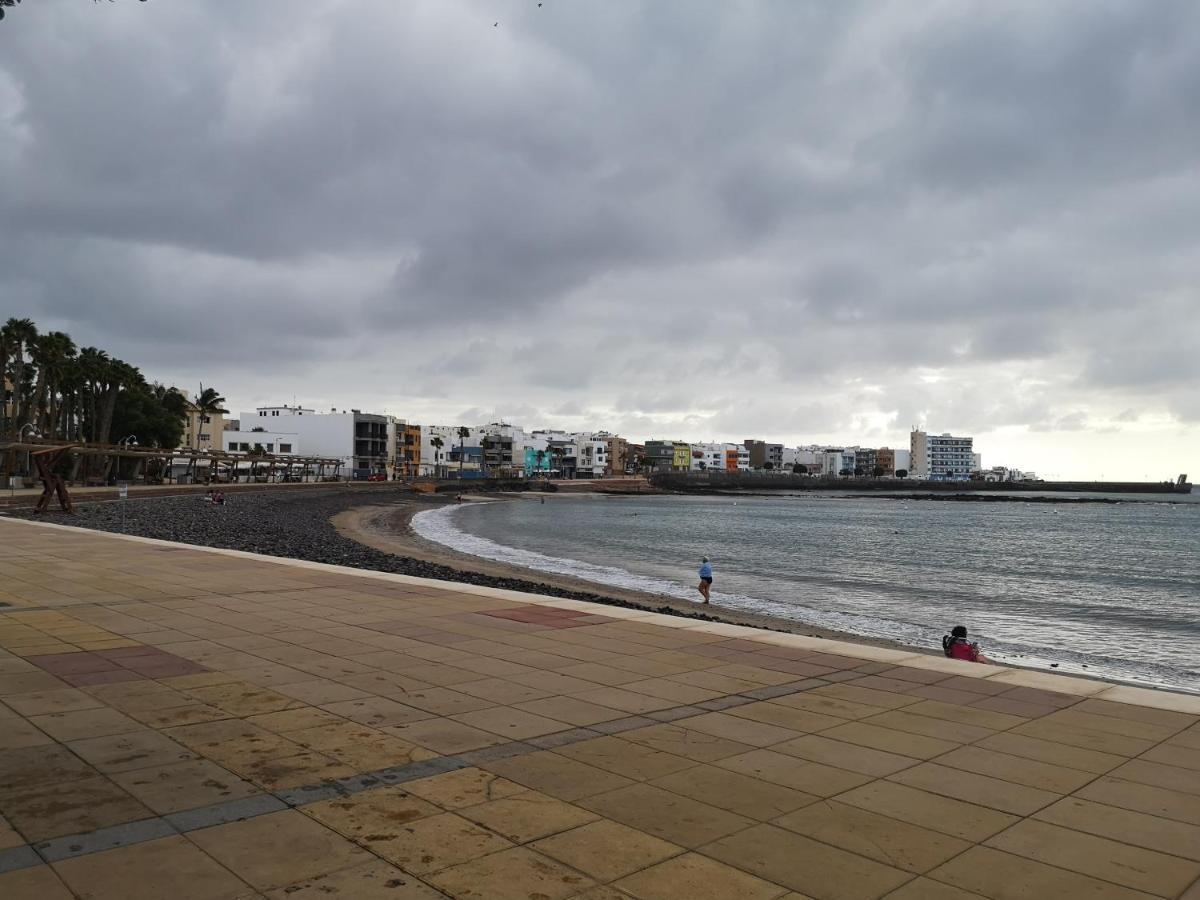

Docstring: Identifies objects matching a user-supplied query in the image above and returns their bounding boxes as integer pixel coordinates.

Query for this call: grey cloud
[2,0,1199,468]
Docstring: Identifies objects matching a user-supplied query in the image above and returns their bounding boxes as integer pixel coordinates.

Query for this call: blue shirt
[698,562,713,579]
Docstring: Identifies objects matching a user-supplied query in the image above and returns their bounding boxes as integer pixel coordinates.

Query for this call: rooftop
[1,518,1198,900]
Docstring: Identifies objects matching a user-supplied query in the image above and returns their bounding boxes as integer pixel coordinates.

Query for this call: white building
[822,449,858,477]
[910,430,974,481]
[231,406,389,478]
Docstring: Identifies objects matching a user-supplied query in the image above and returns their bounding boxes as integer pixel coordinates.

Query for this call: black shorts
[700,577,712,584]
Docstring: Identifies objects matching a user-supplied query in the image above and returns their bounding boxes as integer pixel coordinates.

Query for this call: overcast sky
[2,1,1198,479]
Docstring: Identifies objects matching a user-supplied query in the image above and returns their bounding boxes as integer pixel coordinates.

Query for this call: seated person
[942,625,990,663]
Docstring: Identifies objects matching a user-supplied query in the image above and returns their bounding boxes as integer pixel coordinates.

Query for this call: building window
[198,433,210,441]
[279,443,292,453]
[200,415,211,423]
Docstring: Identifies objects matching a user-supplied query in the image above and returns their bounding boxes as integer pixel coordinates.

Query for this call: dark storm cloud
[2,0,1199,448]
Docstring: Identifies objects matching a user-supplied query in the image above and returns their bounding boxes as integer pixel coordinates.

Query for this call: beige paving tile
[1035,796,1200,862]
[111,758,260,814]
[1046,708,1182,742]
[303,784,442,840]
[1073,698,1198,730]
[1075,776,1200,826]
[935,745,1097,793]
[274,679,371,705]
[775,800,971,874]
[531,819,684,882]
[728,700,848,733]
[650,763,817,819]
[837,780,1019,842]
[570,687,675,714]
[387,717,507,754]
[929,845,1161,900]
[484,749,636,801]
[405,766,527,809]
[773,734,920,777]
[125,703,232,729]
[28,707,143,742]
[881,877,992,900]
[428,846,595,900]
[460,789,599,842]
[771,691,891,720]
[558,735,697,780]
[621,677,724,706]
[1111,758,1200,795]
[888,762,1060,816]
[681,711,801,747]
[263,858,445,899]
[0,716,53,750]
[52,835,251,900]
[452,705,571,739]
[2,775,152,841]
[351,810,513,874]
[189,810,372,890]
[1141,740,1200,773]
[185,683,299,717]
[622,722,756,763]
[1013,718,1157,757]
[67,729,197,773]
[0,866,76,900]
[318,696,432,727]
[986,817,1200,896]
[703,822,913,900]
[164,719,302,768]
[456,677,556,705]
[513,695,628,726]
[2,687,104,716]
[665,669,762,694]
[974,730,1125,775]
[243,706,343,733]
[238,750,357,791]
[716,748,872,796]
[616,852,789,900]
[581,782,755,848]
[854,708,994,745]
[809,683,921,711]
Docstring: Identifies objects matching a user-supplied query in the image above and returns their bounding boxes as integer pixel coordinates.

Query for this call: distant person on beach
[942,625,990,663]
[697,557,713,604]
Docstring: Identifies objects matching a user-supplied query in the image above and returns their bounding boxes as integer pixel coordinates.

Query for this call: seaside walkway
[1,519,1199,900]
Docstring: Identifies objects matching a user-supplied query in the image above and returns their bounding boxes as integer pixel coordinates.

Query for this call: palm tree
[4,318,37,430]
[76,347,110,441]
[191,384,227,449]
[535,448,545,477]
[32,331,76,438]
[430,436,444,477]
[0,322,14,433]
[456,425,470,477]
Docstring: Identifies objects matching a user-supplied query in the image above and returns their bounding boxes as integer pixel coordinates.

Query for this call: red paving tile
[28,652,121,675]
[63,669,146,687]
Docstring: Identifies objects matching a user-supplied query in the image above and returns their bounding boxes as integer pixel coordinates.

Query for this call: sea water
[411,493,1200,693]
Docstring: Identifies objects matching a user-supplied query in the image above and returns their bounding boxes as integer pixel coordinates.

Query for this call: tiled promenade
[2,519,1199,900]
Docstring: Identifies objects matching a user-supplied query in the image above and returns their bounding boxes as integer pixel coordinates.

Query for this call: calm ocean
[411,492,1200,693]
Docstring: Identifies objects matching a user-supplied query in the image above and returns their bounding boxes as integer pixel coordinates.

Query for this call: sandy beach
[332,495,923,654]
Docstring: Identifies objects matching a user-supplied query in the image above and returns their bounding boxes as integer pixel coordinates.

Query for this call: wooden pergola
[0,439,343,514]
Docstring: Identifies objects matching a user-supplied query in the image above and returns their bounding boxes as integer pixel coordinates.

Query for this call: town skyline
[3,2,1197,483]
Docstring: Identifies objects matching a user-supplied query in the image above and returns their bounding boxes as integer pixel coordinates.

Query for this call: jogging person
[697,557,713,604]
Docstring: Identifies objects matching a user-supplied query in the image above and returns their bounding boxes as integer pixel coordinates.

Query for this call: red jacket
[946,638,980,662]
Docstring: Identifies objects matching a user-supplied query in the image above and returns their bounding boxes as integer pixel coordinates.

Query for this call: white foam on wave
[410,503,1198,693]
[412,504,931,645]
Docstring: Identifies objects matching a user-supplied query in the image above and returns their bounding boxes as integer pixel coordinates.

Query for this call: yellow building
[182,404,226,450]
[672,441,691,471]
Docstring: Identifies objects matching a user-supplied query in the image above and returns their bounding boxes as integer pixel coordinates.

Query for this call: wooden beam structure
[0,437,343,514]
